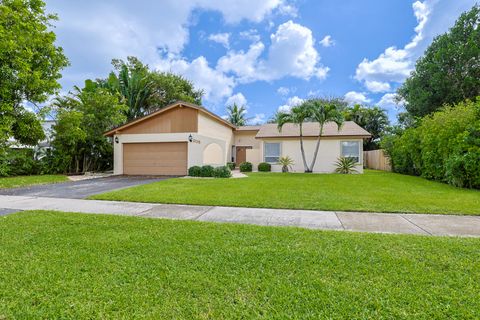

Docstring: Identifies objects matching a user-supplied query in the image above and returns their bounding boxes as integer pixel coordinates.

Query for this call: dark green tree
[398,5,480,117]
[226,103,249,126]
[0,0,69,147]
[343,104,389,150]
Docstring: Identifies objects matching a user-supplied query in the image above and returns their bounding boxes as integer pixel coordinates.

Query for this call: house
[104,101,371,175]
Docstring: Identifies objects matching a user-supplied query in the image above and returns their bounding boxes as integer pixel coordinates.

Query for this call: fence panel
[363,149,392,171]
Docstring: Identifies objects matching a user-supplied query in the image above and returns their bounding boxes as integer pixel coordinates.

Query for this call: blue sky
[46,0,476,122]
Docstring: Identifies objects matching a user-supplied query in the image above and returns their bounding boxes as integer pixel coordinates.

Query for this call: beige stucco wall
[259,137,364,173]
[113,133,229,174]
[197,113,234,162]
[203,143,223,165]
[234,131,262,168]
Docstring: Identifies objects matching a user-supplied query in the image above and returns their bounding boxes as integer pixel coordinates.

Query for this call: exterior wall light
[188,134,193,142]
[115,136,119,144]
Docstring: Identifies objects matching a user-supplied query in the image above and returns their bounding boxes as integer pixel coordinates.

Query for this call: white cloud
[208,33,230,48]
[364,80,391,93]
[278,3,298,17]
[354,0,475,93]
[225,92,247,106]
[278,95,305,113]
[277,86,290,96]
[377,93,405,109]
[218,21,329,82]
[249,113,266,124]
[239,29,261,42]
[156,55,234,103]
[344,91,371,105]
[319,35,334,47]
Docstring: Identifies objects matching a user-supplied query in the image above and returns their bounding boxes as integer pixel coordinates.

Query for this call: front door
[236,147,247,166]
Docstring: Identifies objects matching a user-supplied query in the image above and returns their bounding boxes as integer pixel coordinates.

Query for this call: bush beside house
[258,162,271,172]
[239,162,252,172]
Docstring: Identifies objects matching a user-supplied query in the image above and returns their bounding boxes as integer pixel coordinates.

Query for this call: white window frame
[263,142,281,163]
[340,140,361,164]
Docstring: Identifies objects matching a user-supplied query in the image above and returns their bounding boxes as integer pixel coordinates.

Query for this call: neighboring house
[8,120,55,158]
[104,101,371,175]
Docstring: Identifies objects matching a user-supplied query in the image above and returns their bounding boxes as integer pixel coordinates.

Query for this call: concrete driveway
[0,175,168,199]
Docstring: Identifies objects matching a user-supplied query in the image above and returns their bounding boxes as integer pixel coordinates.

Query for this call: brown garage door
[123,142,188,176]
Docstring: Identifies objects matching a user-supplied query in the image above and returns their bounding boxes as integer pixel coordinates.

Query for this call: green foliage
[277,98,344,172]
[385,98,480,188]
[398,5,480,117]
[278,156,294,173]
[334,157,358,174]
[188,166,202,177]
[0,0,69,147]
[258,162,271,172]
[200,165,215,177]
[212,166,232,178]
[343,104,389,150]
[226,103,249,126]
[100,57,203,120]
[226,162,235,170]
[239,162,252,172]
[51,82,127,173]
[0,149,45,177]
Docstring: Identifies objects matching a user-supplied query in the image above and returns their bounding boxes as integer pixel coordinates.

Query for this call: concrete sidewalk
[1,195,480,237]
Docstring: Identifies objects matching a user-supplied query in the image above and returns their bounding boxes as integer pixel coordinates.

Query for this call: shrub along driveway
[91,170,480,215]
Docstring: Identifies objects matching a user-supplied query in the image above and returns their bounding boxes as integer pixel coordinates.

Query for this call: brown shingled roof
[236,125,261,131]
[255,121,371,138]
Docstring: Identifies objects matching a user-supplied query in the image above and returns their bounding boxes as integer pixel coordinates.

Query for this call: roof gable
[104,101,235,136]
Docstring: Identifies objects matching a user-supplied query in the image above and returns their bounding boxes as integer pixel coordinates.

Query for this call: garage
[123,142,188,176]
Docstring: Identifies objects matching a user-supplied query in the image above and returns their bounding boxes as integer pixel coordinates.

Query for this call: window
[341,141,360,163]
[264,142,281,163]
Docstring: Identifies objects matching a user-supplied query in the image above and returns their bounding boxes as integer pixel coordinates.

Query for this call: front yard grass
[0,175,67,189]
[91,170,480,215]
[0,210,479,319]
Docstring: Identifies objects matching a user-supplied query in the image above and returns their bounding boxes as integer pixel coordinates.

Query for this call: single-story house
[104,101,371,175]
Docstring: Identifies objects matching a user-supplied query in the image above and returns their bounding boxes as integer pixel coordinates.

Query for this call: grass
[0,211,479,319]
[0,174,67,189]
[90,170,480,215]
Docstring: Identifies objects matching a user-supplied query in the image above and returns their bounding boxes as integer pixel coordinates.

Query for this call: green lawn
[0,174,67,189]
[0,211,478,319]
[91,170,480,215]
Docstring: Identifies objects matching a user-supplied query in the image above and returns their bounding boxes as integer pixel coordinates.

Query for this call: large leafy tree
[226,103,249,126]
[343,104,389,150]
[101,57,203,120]
[51,81,127,173]
[0,0,69,147]
[398,5,480,117]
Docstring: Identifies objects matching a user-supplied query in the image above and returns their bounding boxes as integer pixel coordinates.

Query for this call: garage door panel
[123,142,187,176]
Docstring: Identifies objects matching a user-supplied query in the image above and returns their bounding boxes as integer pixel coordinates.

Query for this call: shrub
[226,162,235,170]
[278,156,294,173]
[212,166,232,178]
[386,98,480,189]
[258,162,271,172]
[188,166,202,177]
[334,157,358,174]
[239,162,252,172]
[200,165,215,177]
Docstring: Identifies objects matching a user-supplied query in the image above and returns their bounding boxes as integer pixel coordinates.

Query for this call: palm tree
[226,103,249,126]
[306,99,344,172]
[276,104,311,172]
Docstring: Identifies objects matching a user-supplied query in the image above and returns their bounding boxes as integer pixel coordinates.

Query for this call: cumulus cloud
[218,21,329,83]
[344,91,371,105]
[239,29,261,42]
[278,96,305,113]
[319,35,334,47]
[377,93,405,109]
[156,55,235,103]
[354,1,431,91]
[249,113,266,124]
[225,92,248,106]
[208,33,230,48]
[277,86,290,96]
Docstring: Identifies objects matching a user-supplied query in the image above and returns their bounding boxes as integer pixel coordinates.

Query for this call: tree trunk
[309,125,324,172]
[299,124,310,172]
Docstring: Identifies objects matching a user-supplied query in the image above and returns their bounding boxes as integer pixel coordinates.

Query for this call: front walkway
[1,195,480,237]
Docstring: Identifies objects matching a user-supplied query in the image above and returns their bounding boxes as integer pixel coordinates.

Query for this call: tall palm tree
[306,99,344,172]
[276,105,311,172]
[226,103,249,126]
